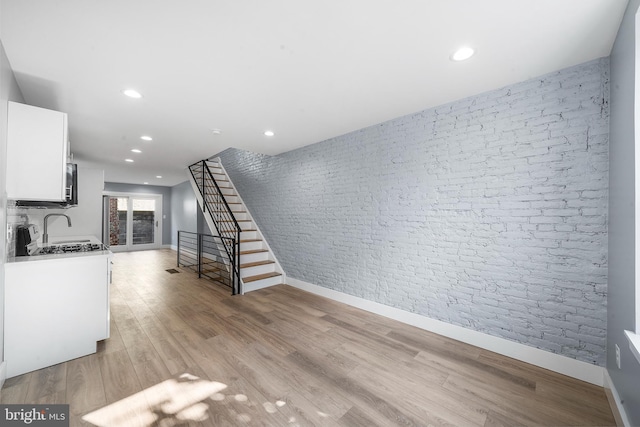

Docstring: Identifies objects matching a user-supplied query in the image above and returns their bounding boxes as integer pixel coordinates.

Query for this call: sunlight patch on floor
[82,373,227,427]
[80,372,305,426]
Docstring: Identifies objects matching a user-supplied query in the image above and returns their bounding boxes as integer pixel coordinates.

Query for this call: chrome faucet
[43,213,72,245]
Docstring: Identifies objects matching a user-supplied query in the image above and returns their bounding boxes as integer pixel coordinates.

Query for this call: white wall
[170,180,198,247]
[607,0,640,423]
[0,35,25,385]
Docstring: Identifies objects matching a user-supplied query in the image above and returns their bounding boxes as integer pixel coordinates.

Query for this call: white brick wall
[217,58,610,365]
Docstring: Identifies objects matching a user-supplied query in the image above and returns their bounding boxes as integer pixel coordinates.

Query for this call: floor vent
[165,268,180,274]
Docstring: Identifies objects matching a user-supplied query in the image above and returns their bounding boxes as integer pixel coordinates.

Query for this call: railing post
[177,231,181,267]
[231,236,237,295]
[197,233,202,278]
[237,230,241,295]
[201,160,206,214]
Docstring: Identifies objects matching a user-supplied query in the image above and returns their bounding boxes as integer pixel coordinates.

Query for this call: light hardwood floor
[1,249,615,426]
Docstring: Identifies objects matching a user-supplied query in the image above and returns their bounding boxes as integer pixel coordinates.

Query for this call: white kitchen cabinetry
[6,101,68,201]
[4,253,110,378]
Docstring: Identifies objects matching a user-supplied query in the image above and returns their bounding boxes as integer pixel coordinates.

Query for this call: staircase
[188,158,285,294]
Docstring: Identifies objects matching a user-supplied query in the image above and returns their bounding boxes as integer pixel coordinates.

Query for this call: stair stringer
[209,157,287,293]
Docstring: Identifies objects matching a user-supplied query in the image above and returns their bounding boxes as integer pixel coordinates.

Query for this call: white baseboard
[0,361,6,390]
[287,277,605,386]
[604,369,631,426]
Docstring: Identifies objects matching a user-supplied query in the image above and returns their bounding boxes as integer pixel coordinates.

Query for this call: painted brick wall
[217,58,610,365]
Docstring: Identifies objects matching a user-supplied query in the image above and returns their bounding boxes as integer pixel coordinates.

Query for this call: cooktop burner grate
[38,243,105,255]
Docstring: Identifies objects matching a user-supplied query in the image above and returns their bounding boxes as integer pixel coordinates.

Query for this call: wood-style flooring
[1,249,616,426]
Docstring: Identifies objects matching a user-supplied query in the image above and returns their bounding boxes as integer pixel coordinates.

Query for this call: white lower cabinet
[4,254,110,378]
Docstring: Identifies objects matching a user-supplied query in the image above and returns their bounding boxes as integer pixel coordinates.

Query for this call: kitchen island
[4,236,112,378]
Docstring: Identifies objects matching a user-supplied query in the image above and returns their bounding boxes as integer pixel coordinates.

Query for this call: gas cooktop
[37,243,106,255]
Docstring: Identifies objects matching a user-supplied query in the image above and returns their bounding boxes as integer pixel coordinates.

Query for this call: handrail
[188,160,241,294]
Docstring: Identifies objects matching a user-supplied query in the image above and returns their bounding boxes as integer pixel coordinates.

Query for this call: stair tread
[240,249,268,255]
[241,260,275,268]
[240,239,262,243]
[243,272,282,283]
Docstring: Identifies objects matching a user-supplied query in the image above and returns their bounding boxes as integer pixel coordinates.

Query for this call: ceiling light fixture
[125,158,134,163]
[143,182,149,185]
[264,130,275,137]
[140,135,153,141]
[451,46,475,61]
[122,89,142,98]
[131,149,142,153]
[211,129,222,135]
[156,175,162,179]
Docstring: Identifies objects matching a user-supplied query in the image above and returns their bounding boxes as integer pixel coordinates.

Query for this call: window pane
[132,199,155,245]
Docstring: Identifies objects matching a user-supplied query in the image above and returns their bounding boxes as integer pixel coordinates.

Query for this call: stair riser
[209,212,248,221]
[203,190,235,201]
[241,263,276,278]
[240,240,264,251]
[219,188,236,196]
[243,275,285,292]
[240,230,258,240]
[213,222,252,232]
[203,175,228,185]
[223,195,240,203]
[240,252,270,264]
[238,221,254,231]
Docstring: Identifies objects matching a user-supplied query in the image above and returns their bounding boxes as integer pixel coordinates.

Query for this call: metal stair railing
[177,230,235,290]
[188,160,241,295]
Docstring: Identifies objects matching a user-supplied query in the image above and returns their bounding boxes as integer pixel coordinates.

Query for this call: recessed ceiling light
[451,46,475,61]
[156,175,162,179]
[122,89,142,98]
[125,158,134,163]
[131,149,142,153]
[264,130,275,137]
[211,129,222,135]
[140,135,153,141]
[143,182,149,185]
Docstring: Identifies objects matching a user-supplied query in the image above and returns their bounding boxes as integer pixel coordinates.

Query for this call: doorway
[103,193,162,252]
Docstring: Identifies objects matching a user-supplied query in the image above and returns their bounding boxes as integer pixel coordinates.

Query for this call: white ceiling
[0,0,628,186]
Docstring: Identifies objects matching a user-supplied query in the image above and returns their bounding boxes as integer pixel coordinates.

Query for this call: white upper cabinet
[6,102,69,201]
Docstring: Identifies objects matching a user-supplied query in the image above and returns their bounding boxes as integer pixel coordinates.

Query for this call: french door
[103,194,162,252]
